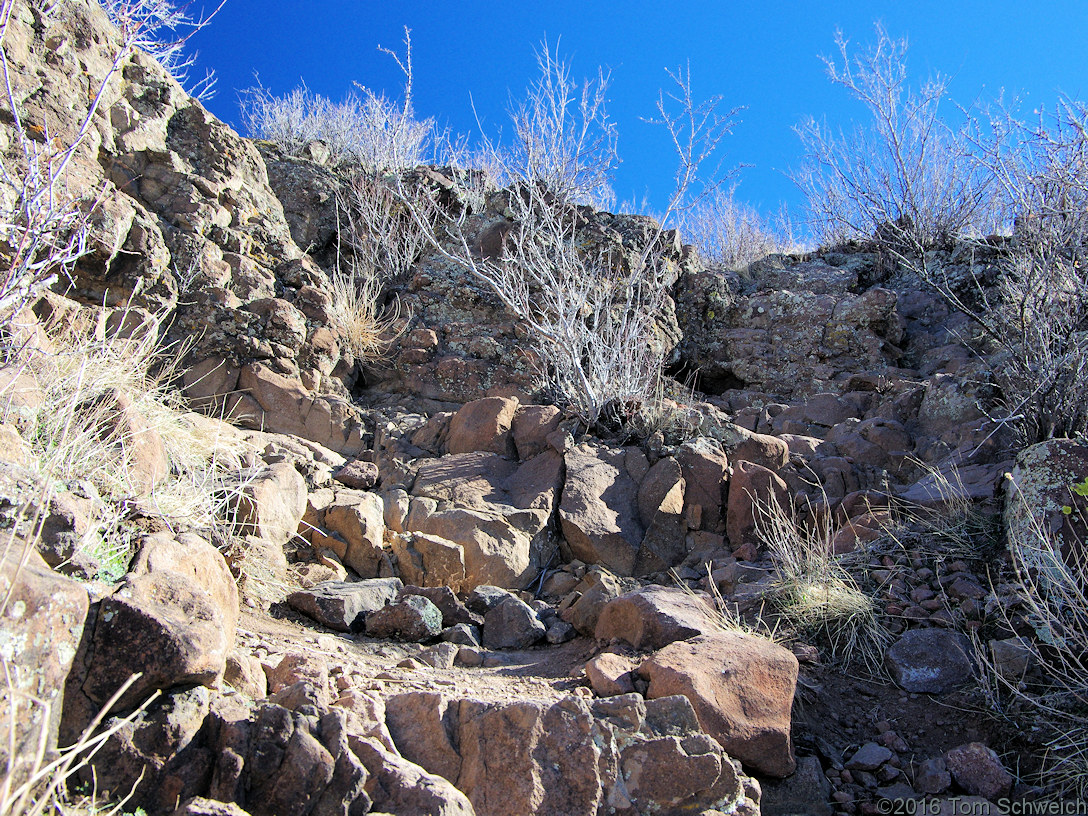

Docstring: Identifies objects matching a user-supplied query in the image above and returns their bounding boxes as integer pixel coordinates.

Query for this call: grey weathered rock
[441,623,481,647]
[846,742,894,771]
[885,629,975,693]
[760,754,832,816]
[366,594,443,641]
[481,595,546,650]
[287,578,403,632]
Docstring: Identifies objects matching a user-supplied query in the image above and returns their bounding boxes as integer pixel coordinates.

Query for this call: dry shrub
[980,481,1088,800]
[680,187,798,269]
[240,29,432,169]
[793,24,996,249]
[397,57,735,428]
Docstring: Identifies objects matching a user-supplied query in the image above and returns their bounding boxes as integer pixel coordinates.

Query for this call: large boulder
[286,577,403,632]
[446,396,519,457]
[594,586,716,650]
[79,568,233,712]
[323,489,386,578]
[0,548,89,789]
[1004,438,1088,571]
[559,443,645,576]
[404,450,563,590]
[638,631,799,777]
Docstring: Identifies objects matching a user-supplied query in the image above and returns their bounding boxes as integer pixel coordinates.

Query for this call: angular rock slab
[0,549,89,785]
[366,595,443,642]
[82,569,232,711]
[594,585,716,651]
[454,693,750,816]
[287,577,403,632]
[559,443,645,576]
[885,629,975,693]
[638,631,799,777]
[481,595,545,650]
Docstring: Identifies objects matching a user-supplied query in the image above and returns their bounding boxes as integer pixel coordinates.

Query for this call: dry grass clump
[755,493,890,670]
[979,489,1088,800]
[325,262,403,364]
[4,303,254,582]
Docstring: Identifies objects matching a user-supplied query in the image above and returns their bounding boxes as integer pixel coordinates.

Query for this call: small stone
[846,742,894,771]
[915,756,951,795]
[365,595,443,642]
[545,620,576,644]
[441,623,481,647]
[481,595,546,650]
[945,742,1013,800]
[885,629,975,693]
[456,646,483,667]
[333,459,379,489]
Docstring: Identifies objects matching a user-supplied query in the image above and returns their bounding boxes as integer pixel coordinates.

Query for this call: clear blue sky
[188,1,1088,231]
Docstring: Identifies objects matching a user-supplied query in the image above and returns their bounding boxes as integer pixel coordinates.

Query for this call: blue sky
[188,1,1088,230]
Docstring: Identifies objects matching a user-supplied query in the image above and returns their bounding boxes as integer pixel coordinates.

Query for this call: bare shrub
[240,29,432,169]
[793,24,995,249]
[910,99,1088,443]
[97,0,226,99]
[474,39,619,207]
[398,62,734,428]
[680,186,796,268]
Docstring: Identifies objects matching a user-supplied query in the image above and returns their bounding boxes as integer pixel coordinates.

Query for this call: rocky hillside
[3,2,1086,815]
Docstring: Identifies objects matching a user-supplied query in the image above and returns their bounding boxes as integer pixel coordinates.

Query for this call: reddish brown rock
[233,461,308,548]
[595,586,715,650]
[944,742,1013,801]
[385,691,462,784]
[447,396,519,457]
[638,631,799,777]
[726,460,790,552]
[676,438,730,533]
[512,404,562,460]
[634,458,687,574]
[350,736,475,815]
[559,443,644,575]
[585,652,637,697]
[267,652,333,706]
[323,490,385,578]
[333,459,379,489]
[729,429,789,472]
[82,569,232,712]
